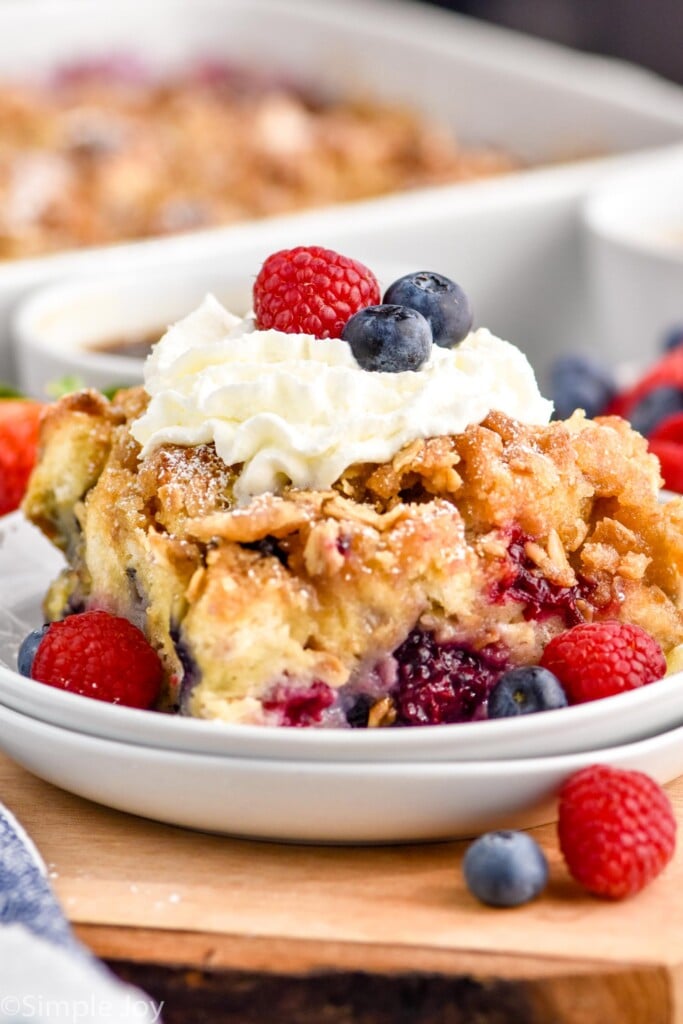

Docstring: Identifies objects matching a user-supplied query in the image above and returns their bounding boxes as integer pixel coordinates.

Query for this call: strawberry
[648,439,683,493]
[649,412,683,444]
[0,399,45,516]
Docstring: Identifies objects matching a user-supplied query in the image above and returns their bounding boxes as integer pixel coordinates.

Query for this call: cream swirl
[131,295,553,503]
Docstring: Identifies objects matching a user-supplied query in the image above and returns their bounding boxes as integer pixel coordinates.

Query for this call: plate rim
[2,509,683,762]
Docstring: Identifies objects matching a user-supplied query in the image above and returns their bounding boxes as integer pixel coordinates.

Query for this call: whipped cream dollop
[131,295,553,503]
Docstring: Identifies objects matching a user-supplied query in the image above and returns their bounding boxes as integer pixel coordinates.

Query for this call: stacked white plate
[2,512,683,844]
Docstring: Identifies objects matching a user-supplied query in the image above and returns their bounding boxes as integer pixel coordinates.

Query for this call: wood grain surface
[2,753,682,1023]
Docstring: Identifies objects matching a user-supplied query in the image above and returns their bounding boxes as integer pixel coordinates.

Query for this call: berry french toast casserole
[20,247,683,728]
[0,62,517,260]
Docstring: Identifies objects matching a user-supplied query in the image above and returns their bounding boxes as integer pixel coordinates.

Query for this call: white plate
[4,512,683,763]
[1,701,683,842]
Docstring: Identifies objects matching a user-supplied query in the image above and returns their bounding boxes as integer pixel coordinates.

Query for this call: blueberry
[662,325,683,352]
[487,666,567,719]
[345,694,373,728]
[17,625,49,678]
[341,304,432,372]
[463,830,548,907]
[382,272,472,348]
[549,354,616,420]
[628,385,683,436]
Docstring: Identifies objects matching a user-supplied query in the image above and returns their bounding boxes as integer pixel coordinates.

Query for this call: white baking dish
[1,0,682,384]
[582,145,683,366]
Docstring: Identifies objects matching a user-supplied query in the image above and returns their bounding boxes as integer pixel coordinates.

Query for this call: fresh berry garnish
[30,610,163,709]
[0,399,45,516]
[17,625,49,678]
[648,438,683,492]
[487,666,567,718]
[262,678,335,727]
[463,830,549,907]
[341,304,432,372]
[491,529,592,627]
[252,245,380,339]
[662,325,683,352]
[628,384,683,437]
[382,271,472,349]
[605,345,683,420]
[540,621,665,704]
[649,411,683,444]
[558,765,676,899]
[391,629,508,726]
[549,354,616,420]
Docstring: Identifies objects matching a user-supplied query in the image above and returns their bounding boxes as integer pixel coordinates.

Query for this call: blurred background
[426,0,683,84]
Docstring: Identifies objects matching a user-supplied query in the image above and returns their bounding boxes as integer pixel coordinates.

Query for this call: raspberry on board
[540,621,665,704]
[558,764,676,899]
[252,245,381,339]
[31,610,163,709]
[0,399,45,516]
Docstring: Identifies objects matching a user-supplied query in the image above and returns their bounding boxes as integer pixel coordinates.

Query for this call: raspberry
[540,621,665,704]
[31,610,163,709]
[253,245,381,339]
[262,679,334,727]
[392,629,508,726]
[0,399,45,516]
[558,765,676,899]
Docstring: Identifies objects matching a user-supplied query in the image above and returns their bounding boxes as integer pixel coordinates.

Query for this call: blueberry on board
[628,385,683,437]
[17,625,49,678]
[342,304,432,372]
[463,830,549,907]
[383,271,473,348]
[662,325,683,352]
[487,666,568,719]
[549,354,617,420]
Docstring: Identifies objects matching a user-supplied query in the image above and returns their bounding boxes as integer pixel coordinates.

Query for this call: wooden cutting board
[2,752,683,1024]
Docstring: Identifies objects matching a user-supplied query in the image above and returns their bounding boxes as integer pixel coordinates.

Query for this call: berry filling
[242,535,289,566]
[491,529,593,626]
[262,678,335,727]
[391,629,509,726]
[172,629,200,713]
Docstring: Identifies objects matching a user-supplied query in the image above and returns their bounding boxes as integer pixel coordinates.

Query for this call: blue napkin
[0,804,162,1023]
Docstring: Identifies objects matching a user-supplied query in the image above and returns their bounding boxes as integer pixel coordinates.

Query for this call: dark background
[424,0,683,85]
